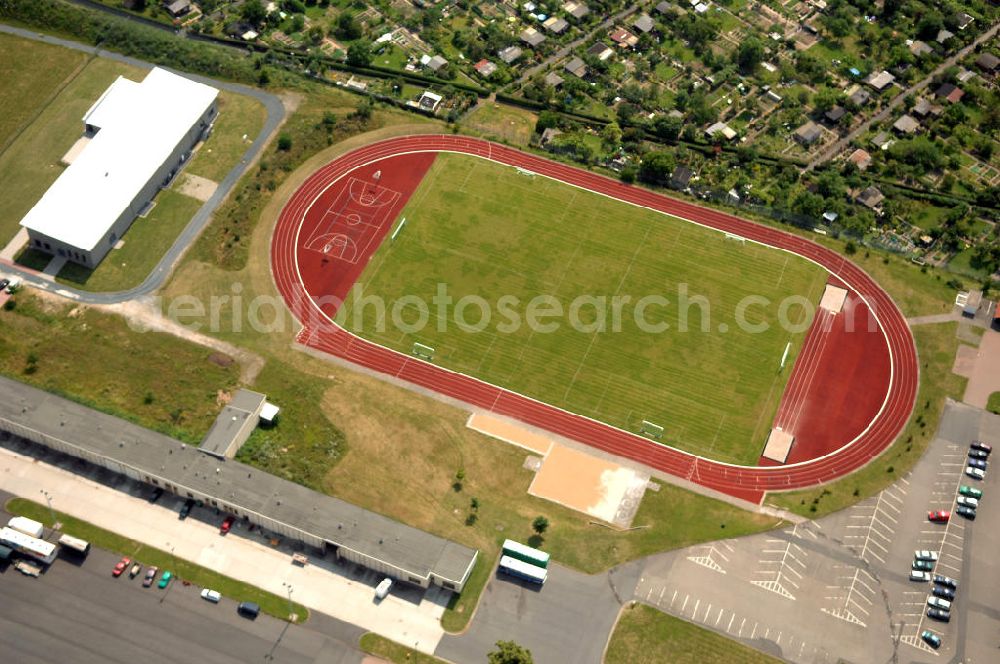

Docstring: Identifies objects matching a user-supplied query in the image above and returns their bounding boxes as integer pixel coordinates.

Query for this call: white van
[375,578,393,600]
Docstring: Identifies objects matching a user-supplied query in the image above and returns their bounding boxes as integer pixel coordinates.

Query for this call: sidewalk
[0,444,446,654]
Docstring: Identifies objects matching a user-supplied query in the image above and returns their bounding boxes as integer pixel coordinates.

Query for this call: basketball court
[467,412,649,527]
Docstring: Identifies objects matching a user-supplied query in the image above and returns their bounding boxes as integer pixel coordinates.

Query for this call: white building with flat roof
[20,67,219,268]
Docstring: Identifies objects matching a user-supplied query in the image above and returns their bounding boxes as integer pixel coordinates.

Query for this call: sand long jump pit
[469,413,649,527]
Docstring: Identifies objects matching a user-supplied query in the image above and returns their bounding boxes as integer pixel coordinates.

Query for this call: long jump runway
[271,135,918,504]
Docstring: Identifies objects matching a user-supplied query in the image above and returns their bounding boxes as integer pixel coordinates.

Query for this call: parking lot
[626,400,1000,663]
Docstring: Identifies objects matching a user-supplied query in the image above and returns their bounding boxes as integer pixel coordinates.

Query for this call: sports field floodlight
[640,420,664,440]
[412,342,435,361]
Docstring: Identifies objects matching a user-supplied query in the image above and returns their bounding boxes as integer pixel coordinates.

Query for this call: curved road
[0,23,286,305]
[271,134,919,503]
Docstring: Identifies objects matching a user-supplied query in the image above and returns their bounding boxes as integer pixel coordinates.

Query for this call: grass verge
[6,498,309,622]
[769,321,969,517]
[605,603,781,664]
[358,633,446,664]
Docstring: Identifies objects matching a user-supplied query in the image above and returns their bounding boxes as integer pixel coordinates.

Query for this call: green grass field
[606,604,781,664]
[342,154,828,464]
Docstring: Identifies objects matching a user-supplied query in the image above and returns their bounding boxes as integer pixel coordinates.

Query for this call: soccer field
[340,154,829,464]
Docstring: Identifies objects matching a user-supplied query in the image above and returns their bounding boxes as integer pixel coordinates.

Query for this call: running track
[271,135,919,504]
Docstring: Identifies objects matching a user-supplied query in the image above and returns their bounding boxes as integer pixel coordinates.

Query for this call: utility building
[19,67,218,268]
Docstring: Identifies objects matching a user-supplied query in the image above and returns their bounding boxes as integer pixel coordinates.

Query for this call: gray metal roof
[0,376,477,585]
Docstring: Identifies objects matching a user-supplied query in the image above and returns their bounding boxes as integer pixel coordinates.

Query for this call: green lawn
[0,54,144,245]
[341,153,829,464]
[606,603,781,664]
[0,32,87,149]
[185,90,267,182]
[6,498,309,622]
[56,189,202,292]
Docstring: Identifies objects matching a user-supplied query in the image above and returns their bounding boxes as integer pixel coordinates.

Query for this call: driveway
[0,23,285,306]
[0,435,448,654]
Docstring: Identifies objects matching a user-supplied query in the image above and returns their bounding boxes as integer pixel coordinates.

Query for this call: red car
[112,556,132,577]
[928,510,951,523]
[220,515,235,535]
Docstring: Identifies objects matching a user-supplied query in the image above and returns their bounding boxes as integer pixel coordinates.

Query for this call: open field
[0,52,143,245]
[0,32,87,149]
[770,321,968,516]
[341,153,829,464]
[56,189,202,292]
[0,292,239,443]
[606,603,782,664]
[6,498,309,622]
[461,102,538,147]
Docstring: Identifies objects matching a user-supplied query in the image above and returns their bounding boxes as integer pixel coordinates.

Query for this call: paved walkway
[0,443,448,654]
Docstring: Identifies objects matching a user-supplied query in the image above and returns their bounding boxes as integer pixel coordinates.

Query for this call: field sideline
[340,154,829,464]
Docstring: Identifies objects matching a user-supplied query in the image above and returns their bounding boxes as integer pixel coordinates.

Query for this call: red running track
[271,135,919,504]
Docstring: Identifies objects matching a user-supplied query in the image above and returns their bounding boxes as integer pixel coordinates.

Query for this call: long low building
[0,376,478,592]
[19,67,218,268]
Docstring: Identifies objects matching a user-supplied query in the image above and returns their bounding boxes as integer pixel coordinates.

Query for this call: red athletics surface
[762,289,891,466]
[271,135,919,505]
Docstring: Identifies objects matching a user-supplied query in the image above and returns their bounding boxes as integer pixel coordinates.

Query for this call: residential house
[543,16,570,34]
[474,60,497,78]
[564,56,588,78]
[892,114,920,134]
[847,148,872,171]
[865,70,896,91]
[587,42,614,61]
[793,121,822,146]
[520,27,547,47]
[633,13,655,34]
[498,46,523,64]
[856,185,885,210]
[609,27,639,48]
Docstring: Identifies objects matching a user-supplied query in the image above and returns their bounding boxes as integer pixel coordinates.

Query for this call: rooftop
[0,376,478,587]
[19,68,218,251]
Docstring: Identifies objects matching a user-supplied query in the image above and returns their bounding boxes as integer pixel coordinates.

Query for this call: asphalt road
[0,493,366,664]
[0,23,285,306]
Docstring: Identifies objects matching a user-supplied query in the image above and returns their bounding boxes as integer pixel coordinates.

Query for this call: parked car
[912,559,935,571]
[956,505,976,520]
[965,467,985,480]
[375,577,393,600]
[143,566,158,587]
[970,440,992,454]
[914,550,939,562]
[968,458,988,470]
[959,485,983,499]
[956,495,979,508]
[931,585,955,600]
[148,487,164,503]
[928,510,950,522]
[220,515,235,535]
[927,596,952,610]
[128,562,142,579]
[926,607,951,622]
[909,570,931,582]
[237,601,260,619]
[200,589,222,603]
[933,574,958,589]
[968,449,989,460]
[158,570,172,589]
[112,556,131,577]
[179,499,195,519]
[921,630,942,649]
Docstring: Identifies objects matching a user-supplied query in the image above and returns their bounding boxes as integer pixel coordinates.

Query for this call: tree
[241,0,267,26]
[532,516,549,535]
[488,641,533,664]
[347,40,372,68]
[735,37,764,75]
[336,12,363,40]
